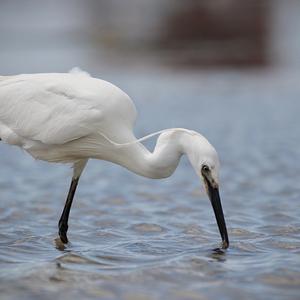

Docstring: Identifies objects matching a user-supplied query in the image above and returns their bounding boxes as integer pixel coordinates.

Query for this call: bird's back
[0,72,137,150]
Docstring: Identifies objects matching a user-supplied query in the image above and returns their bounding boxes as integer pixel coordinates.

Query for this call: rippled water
[0,69,300,300]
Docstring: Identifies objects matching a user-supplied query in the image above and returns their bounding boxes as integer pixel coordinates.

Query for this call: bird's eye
[202,165,210,172]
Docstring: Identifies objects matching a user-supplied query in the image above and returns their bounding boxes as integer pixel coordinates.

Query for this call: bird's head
[185,132,229,249]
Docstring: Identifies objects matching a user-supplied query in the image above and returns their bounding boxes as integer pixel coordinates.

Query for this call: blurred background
[1,1,300,300]
[0,0,300,73]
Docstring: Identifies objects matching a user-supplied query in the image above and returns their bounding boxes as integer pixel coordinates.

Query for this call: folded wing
[0,73,137,146]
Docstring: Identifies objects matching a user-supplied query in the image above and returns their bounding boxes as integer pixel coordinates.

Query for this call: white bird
[0,69,229,248]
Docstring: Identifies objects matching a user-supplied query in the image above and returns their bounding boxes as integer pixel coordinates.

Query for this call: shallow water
[0,69,300,300]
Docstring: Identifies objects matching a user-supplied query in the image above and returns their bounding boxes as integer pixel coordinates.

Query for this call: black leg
[58,177,79,243]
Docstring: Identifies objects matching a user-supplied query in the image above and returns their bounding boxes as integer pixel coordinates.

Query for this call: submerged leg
[58,160,88,243]
[58,177,79,243]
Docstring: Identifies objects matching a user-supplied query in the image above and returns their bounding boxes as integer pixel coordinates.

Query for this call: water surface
[0,69,300,300]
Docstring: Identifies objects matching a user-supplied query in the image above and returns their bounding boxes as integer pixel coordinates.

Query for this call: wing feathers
[0,72,137,146]
[0,75,103,144]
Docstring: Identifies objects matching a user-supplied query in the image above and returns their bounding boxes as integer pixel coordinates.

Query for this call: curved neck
[113,129,193,179]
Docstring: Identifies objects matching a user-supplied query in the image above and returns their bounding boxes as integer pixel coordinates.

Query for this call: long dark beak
[205,179,229,249]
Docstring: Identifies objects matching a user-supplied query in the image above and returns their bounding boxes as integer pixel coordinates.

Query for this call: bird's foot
[58,223,69,244]
[59,231,69,244]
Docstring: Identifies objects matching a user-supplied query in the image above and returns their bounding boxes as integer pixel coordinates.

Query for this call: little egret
[0,69,229,249]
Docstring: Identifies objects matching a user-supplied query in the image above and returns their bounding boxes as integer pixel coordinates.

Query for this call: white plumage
[0,70,136,161]
[0,69,229,248]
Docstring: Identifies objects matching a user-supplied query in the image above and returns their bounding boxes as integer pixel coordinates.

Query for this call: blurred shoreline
[1,0,300,74]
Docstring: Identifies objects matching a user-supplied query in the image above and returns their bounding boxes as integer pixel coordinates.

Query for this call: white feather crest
[98,128,196,147]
